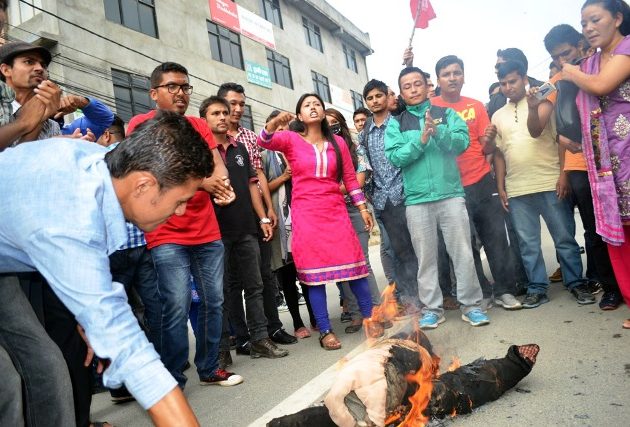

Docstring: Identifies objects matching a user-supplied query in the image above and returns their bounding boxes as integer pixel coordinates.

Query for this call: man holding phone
[491,60,591,309]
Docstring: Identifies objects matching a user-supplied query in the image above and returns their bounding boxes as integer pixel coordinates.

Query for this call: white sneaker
[494,293,523,310]
[297,293,306,305]
[277,302,289,312]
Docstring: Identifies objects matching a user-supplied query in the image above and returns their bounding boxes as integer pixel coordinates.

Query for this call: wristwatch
[259,217,272,224]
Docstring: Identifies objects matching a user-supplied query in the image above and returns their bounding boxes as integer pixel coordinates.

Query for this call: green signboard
[245,60,272,89]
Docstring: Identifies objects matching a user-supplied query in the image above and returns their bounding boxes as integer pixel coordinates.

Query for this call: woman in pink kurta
[258,93,377,349]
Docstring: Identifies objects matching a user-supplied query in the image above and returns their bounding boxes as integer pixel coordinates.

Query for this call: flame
[372,283,398,323]
[447,356,461,372]
[398,346,437,427]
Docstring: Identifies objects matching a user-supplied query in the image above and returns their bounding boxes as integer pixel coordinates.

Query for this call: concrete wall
[10,0,371,131]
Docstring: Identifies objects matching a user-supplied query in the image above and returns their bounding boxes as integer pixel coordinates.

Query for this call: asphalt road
[91,215,630,427]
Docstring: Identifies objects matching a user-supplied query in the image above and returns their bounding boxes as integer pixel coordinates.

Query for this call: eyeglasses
[153,83,193,95]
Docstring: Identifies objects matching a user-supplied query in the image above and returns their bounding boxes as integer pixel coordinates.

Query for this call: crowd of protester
[1,0,630,425]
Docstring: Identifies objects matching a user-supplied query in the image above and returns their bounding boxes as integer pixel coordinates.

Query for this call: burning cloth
[268,333,539,427]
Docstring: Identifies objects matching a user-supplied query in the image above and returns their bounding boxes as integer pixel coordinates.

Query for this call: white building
[9,0,372,130]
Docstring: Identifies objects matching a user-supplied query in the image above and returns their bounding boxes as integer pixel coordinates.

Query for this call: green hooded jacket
[384,100,470,205]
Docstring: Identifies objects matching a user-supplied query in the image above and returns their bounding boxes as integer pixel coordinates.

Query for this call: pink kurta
[258,129,369,285]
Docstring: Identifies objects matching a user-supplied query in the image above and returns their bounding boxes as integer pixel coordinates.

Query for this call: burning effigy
[267,328,539,427]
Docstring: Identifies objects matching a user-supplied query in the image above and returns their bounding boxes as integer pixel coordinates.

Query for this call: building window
[111,69,152,123]
[351,90,364,111]
[104,0,158,38]
[311,71,331,103]
[266,49,293,89]
[241,105,254,131]
[260,0,283,28]
[343,44,358,73]
[8,0,42,26]
[302,17,322,52]
[207,21,244,70]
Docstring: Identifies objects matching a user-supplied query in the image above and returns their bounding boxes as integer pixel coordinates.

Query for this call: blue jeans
[151,241,224,386]
[509,191,585,294]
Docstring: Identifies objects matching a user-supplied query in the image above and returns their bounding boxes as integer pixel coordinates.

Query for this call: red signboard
[209,0,240,33]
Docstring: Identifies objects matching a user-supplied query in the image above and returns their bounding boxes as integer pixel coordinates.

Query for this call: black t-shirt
[214,141,259,239]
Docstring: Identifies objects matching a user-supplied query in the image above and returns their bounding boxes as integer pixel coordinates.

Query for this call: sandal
[365,320,384,338]
[319,330,341,350]
[294,327,311,339]
[623,319,630,329]
[345,319,362,334]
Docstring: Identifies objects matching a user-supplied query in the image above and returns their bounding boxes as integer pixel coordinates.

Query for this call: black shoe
[340,312,352,323]
[235,341,251,356]
[250,338,289,359]
[270,328,298,344]
[182,360,191,371]
[570,284,597,305]
[522,293,549,309]
[344,321,362,334]
[585,280,603,295]
[110,385,135,404]
[599,291,622,310]
[218,351,233,370]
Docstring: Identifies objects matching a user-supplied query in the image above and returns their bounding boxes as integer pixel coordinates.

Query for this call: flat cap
[0,41,52,66]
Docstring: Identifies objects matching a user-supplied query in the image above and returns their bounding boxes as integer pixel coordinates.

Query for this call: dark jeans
[221,234,268,348]
[375,201,419,305]
[259,238,284,334]
[464,173,517,297]
[109,246,162,353]
[567,171,619,292]
[0,274,74,426]
[151,241,224,386]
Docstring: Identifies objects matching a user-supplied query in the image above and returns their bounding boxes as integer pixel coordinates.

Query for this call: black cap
[0,41,52,66]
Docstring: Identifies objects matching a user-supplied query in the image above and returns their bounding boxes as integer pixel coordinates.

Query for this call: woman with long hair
[325,108,384,335]
[262,110,313,339]
[562,0,630,329]
[258,94,378,349]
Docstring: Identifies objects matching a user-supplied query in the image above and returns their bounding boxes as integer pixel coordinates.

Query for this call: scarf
[577,53,625,245]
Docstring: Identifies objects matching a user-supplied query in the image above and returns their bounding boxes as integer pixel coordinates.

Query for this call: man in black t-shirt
[200,96,289,362]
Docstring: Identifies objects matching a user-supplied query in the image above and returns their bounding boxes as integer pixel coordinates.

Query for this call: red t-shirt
[127,110,221,248]
[431,96,491,186]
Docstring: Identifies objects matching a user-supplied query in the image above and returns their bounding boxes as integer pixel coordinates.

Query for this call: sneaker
[235,341,251,356]
[270,328,297,345]
[494,293,523,310]
[585,280,603,295]
[461,309,490,327]
[419,312,445,330]
[522,293,549,309]
[200,369,243,386]
[340,311,352,323]
[599,291,622,310]
[297,293,306,305]
[277,301,289,312]
[570,284,596,305]
[250,337,289,358]
[549,267,563,282]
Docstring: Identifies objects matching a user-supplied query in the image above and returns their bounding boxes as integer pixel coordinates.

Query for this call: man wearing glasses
[127,62,242,389]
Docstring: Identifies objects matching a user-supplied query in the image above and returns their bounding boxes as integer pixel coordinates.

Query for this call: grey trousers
[343,206,381,320]
[406,198,483,316]
[0,274,75,426]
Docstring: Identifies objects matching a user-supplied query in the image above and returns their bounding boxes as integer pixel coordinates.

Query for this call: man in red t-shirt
[431,55,522,310]
[127,62,242,388]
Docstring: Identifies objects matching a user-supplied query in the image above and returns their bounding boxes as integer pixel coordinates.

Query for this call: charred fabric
[268,331,539,427]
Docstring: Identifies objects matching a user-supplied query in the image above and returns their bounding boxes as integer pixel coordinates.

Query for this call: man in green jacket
[385,66,489,329]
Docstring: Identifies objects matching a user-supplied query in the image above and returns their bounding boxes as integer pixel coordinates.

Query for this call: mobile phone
[534,82,557,100]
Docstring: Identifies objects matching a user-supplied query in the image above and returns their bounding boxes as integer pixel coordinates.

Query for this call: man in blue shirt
[0,112,208,425]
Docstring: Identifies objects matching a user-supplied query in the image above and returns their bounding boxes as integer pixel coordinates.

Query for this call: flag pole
[403,0,423,65]
[408,0,422,47]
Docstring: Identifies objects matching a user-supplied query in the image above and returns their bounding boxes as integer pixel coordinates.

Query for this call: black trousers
[567,171,620,292]
[275,262,306,330]
[21,273,92,427]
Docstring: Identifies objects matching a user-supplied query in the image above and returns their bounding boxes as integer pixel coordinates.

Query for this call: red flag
[410,0,436,29]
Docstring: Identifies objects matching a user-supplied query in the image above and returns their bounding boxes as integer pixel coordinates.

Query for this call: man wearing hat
[0,40,62,142]
[0,40,61,149]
